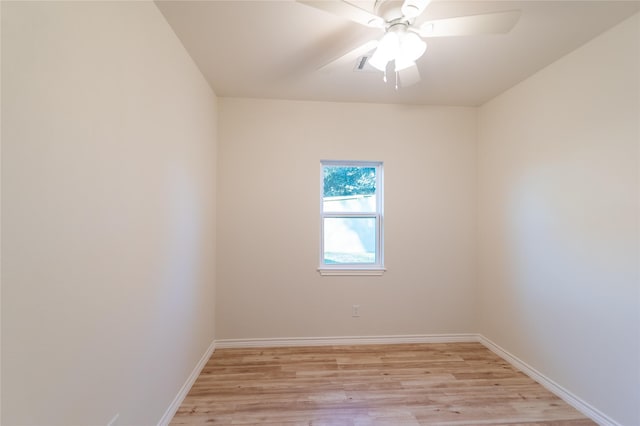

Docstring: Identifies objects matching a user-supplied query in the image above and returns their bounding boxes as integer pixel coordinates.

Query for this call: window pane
[323,166,376,212]
[323,217,376,264]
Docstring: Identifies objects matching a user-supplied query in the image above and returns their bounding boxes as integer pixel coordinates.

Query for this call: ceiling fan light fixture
[368,31,400,71]
[394,57,415,72]
[400,31,427,61]
[369,29,427,73]
[368,51,388,72]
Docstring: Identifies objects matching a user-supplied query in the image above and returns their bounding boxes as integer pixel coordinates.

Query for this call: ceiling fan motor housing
[375,0,409,23]
[375,0,432,23]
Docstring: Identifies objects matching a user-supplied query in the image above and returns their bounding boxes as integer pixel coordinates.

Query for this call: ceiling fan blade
[319,40,378,73]
[297,1,384,28]
[398,63,421,87]
[419,10,521,38]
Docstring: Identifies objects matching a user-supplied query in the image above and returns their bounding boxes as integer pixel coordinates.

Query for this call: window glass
[323,217,377,264]
[319,161,384,272]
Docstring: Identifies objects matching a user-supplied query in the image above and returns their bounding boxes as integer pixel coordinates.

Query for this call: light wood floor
[171,342,595,425]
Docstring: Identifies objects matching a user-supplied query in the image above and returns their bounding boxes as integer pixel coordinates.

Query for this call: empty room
[1,0,638,425]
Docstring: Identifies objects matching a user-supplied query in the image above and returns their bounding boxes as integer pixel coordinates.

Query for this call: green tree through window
[323,166,376,197]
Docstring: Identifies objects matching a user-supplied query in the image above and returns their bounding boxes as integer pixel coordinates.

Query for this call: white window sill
[318,268,386,276]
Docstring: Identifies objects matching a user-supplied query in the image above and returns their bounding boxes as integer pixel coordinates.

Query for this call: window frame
[318,160,385,276]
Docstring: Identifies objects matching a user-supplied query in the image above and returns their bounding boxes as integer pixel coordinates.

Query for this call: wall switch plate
[352,305,360,317]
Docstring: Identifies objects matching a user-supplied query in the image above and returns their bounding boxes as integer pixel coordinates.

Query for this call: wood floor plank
[170,342,594,425]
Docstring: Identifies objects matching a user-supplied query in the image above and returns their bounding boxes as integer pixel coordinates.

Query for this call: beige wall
[477,13,639,426]
[3,1,637,424]
[1,2,217,425]
[217,99,477,339]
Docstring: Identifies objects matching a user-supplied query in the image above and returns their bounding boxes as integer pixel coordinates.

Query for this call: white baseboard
[477,335,621,426]
[160,334,618,426]
[157,339,216,426]
[214,333,478,349]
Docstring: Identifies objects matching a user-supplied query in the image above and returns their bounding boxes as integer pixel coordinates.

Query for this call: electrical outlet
[352,304,360,317]
[107,413,119,426]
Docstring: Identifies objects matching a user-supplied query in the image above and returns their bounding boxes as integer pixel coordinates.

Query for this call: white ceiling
[156,0,640,106]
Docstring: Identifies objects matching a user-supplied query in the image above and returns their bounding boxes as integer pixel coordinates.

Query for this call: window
[319,160,384,275]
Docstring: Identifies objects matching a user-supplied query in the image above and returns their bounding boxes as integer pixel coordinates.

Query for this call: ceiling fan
[298,0,521,88]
